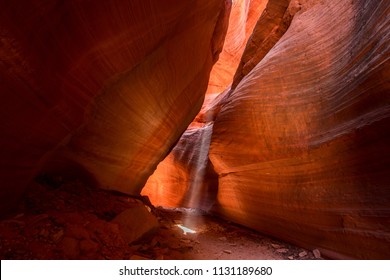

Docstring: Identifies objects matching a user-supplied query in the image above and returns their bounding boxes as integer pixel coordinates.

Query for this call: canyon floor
[0,179,321,260]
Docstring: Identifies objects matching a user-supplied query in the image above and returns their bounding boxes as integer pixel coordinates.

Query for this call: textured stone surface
[209,0,390,259]
[0,0,231,214]
[142,0,266,208]
[143,123,218,210]
[231,0,299,88]
[112,205,159,244]
[207,0,266,94]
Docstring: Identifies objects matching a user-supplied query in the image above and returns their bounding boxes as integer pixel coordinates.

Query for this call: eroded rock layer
[209,0,390,259]
[143,123,218,210]
[143,0,267,207]
[206,0,266,94]
[0,0,231,214]
[231,0,299,88]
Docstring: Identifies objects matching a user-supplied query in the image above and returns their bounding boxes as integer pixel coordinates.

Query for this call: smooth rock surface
[0,0,231,213]
[143,123,218,210]
[231,0,299,88]
[207,0,266,94]
[209,0,390,259]
[143,0,267,208]
[112,205,159,244]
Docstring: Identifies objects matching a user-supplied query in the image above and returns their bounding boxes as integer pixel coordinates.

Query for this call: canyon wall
[206,0,266,94]
[0,0,231,214]
[210,0,390,259]
[145,0,390,259]
[143,0,266,208]
[143,122,218,210]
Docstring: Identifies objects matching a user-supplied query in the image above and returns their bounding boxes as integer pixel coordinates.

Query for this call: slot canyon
[0,0,389,260]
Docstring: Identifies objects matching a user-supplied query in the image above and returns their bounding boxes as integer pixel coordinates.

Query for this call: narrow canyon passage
[0,0,389,260]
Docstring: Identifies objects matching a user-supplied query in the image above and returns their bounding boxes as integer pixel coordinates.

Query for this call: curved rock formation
[207,0,266,94]
[0,0,231,214]
[231,0,299,88]
[143,0,266,207]
[143,123,218,210]
[209,0,390,259]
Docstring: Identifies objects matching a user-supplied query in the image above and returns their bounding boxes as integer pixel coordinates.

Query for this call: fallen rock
[28,214,49,226]
[39,229,49,238]
[112,205,159,244]
[223,249,232,254]
[80,239,99,255]
[65,224,90,240]
[60,237,80,259]
[271,243,281,249]
[219,236,227,241]
[150,238,159,248]
[299,251,308,258]
[51,229,64,243]
[276,248,289,253]
[313,249,321,259]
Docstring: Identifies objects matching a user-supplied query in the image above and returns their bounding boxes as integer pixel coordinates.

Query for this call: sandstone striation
[231,0,300,88]
[143,122,218,210]
[143,0,266,208]
[209,0,390,259]
[0,0,231,214]
[206,0,266,94]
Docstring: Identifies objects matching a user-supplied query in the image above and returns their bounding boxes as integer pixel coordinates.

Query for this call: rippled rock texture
[146,0,390,259]
[143,121,218,210]
[143,0,267,208]
[206,0,266,94]
[210,0,390,259]
[0,0,231,213]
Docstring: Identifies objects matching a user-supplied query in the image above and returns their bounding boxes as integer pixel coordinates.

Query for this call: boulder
[113,205,159,244]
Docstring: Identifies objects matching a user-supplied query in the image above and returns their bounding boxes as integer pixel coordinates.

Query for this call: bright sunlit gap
[182,120,213,228]
[176,224,197,235]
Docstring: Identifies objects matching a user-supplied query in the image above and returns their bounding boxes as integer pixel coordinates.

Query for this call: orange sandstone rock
[207,0,267,94]
[143,0,267,207]
[0,0,231,213]
[209,0,390,259]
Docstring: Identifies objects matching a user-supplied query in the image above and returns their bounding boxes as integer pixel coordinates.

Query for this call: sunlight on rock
[177,225,197,235]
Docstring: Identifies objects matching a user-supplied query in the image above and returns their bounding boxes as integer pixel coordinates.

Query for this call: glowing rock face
[0,0,231,213]
[142,0,266,209]
[209,0,390,259]
[143,124,217,210]
[144,0,390,259]
[206,0,267,94]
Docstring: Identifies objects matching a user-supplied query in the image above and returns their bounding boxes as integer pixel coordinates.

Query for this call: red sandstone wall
[143,0,267,207]
[0,0,231,214]
[206,0,266,94]
[209,0,390,259]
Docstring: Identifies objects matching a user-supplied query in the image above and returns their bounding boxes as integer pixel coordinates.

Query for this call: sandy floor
[133,207,321,260]
[0,179,321,260]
